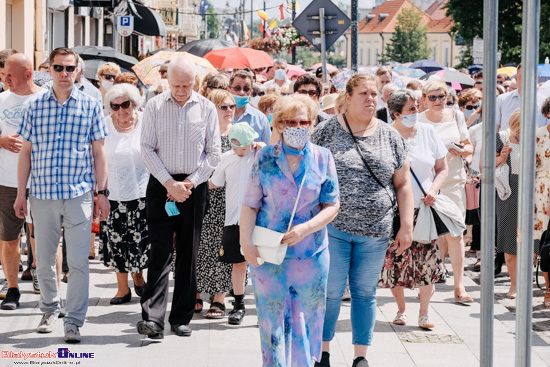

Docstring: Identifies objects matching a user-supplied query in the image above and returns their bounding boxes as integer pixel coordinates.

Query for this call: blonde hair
[272,94,318,131]
[207,89,234,107]
[508,108,521,133]
[422,80,448,96]
[258,94,279,114]
[335,89,347,114]
[345,74,377,95]
[97,62,121,79]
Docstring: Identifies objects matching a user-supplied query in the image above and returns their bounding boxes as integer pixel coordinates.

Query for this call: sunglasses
[154,90,164,96]
[283,120,312,128]
[208,85,226,91]
[298,89,318,97]
[497,80,504,84]
[219,104,236,111]
[427,94,446,102]
[159,69,168,75]
[252,91,265,97]
[445,102,455,107]
[231,86,251,93]
[110,100,131,111]
[52,65,77,73]
[464,105,478,110]
[102,74,116,81]
[475,80,483,84]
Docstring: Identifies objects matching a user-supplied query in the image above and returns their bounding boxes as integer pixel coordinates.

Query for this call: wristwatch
[97,189,110,197]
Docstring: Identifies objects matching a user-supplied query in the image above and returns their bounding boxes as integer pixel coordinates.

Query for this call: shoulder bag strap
[286,166,309,231]
[409,168,427,197]
[342,113,396,207]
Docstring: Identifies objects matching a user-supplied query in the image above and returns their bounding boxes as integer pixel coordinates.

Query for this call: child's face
[232,143,252,157]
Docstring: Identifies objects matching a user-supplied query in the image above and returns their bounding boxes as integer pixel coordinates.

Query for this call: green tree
[445,0,550,64]
[202,6,219,39]
[382,6,431,63]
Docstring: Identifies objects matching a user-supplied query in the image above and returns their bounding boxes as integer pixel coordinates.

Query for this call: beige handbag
[250,167,308,265]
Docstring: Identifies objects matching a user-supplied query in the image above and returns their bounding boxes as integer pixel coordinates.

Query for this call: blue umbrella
[410,59,444,74]
[538,63,550,82]
[468,65,483,74]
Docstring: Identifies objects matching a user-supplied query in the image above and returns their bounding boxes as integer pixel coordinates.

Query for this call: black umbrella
[177,39,236,57]
[33,71,51,87]
[150,48,175,55]
[83,59,145,89]
[410,59,444,74]
[72,46,139,70]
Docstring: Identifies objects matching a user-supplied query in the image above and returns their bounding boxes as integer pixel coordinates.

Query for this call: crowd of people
[0,46,550,367]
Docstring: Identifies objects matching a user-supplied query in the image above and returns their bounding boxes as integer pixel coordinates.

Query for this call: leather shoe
[171,323,192,337]
[137,320,164,339]
[134,284,146,297]
[110,292,131,305]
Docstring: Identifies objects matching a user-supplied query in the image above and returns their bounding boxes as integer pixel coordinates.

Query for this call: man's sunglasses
[283,120,312,128]
[52,65,77,73]
[231,86,251,93]
[297,89,318,97]
[427,94,446,102]
[252,91,265,97]
[102,74,116,81]
[111,100,131,111]
[219,104,236,111]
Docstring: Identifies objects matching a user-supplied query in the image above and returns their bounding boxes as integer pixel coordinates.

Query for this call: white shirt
[105,112,149,201]
[211,149,256,226]
[468,123,483,173]
[496,90,548,130]
[0,88,47,188]
[407,123,448,208]
[263,78,290,89]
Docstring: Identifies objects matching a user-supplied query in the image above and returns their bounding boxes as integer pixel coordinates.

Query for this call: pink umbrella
[309,63,337,73]
[287,64,307,79]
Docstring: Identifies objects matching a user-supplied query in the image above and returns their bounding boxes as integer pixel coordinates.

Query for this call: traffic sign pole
[351,0,358,71]
[320,8,327,83]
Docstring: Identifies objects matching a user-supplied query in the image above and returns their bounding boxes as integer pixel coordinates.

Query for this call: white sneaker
[37,313,57,333]
[64,324,81,343]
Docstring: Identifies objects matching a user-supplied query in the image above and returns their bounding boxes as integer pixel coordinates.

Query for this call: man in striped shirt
[14,47,109,343]
[138,56,221,339]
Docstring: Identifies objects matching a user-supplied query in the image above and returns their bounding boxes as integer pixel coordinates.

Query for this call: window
[5,1,12,48]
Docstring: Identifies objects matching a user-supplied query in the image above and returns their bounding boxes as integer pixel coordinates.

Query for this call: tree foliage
[382,6,431,63]
[445,0,550,64]
[205,6,219,39]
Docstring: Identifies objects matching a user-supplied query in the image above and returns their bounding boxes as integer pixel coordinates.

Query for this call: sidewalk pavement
[0,250,549,367]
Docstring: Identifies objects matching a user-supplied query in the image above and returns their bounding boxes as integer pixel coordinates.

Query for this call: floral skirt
[378,210,445,289]
[99,198,150,274]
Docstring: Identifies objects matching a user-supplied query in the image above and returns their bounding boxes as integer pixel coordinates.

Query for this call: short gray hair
[104,83,143,113]
[381,83,398,95]
[387,89,416,120]
[273,59,287,68]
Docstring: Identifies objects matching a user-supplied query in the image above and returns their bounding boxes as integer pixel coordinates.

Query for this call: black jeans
[140,175,209,328]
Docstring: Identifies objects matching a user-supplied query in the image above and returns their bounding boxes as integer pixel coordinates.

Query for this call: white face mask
[401,113,419,128]
[283,126,309,150]
[101,80,114,91]
[275,69,286,80]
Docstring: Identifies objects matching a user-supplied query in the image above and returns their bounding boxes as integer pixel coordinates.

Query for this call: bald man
[138,56,221,339]
[0,53,46,310]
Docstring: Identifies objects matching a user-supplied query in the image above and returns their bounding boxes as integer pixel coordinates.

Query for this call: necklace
[113,112,137,133]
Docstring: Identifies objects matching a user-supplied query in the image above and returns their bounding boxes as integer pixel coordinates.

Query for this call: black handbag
[540,221,550,272]
[342,114,400,238]
[409,168,449,237]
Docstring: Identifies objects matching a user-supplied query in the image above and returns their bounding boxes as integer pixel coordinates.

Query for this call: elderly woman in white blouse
[100,83,151,305]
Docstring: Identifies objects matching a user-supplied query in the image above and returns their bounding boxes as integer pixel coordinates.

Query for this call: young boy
[209,123,261,325]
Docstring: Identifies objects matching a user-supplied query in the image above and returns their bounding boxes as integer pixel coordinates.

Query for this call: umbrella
[330,67,406,91]
[538,63,550,83]
[132,51,216,85]
[286,64,307,79]
[204,48,273,70]
[177,39,236,57]
[383,61,400,68]
[33,71,51,87]
[497,66,517,77]
[394,67,426,78]
[150,48,175,55]
[467,65,483,74]
[410,59,444,74]
[539,80,550,99]
[308,62,337,73]
[71,46,139,70]
[83,59,144,86]
[420,69,475,90]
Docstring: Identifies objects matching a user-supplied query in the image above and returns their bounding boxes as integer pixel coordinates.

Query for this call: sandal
[454,288,474,304]
[506,291,516,299]
[418,315,434,329]
[392,312,407,325]
[544,290,550,309]
[194,298,203,313]
[205,302,226,319]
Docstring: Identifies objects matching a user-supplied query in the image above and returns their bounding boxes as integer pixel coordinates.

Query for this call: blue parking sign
[117,15,134,37]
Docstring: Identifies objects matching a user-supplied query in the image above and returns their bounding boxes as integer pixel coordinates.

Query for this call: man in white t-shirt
[0,53,47,310]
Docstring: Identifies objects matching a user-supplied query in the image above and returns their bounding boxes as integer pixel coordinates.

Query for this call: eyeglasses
[52,65,77,73]
[159,69,168,75]
[252,91,265,97]
[297,89,318,97]
[464,105,478,110]
[208,85,226,91]
[102,74,116,81]
[219,104,236,111]
[475,80,483,84]
[497,80,504,85]
[427,94,446,102]
[110,100,131,111]
[231,86,251,93]
[283,120,312,128]
[445,102,455,107]
[154,90,164,96]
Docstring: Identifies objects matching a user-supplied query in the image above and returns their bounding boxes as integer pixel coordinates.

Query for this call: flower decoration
[250,25,314,54]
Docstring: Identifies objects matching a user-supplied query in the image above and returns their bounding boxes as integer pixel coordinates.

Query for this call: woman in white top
[379,89,448,329]
[418,80,474,303]
[99,84,150,305]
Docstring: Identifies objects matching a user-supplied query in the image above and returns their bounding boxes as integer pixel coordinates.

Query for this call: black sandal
[205,302,226,319]
[195,298,203,313]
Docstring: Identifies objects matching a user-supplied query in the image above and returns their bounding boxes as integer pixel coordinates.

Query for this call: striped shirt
[18,87,108,200]
[140,90,221,186]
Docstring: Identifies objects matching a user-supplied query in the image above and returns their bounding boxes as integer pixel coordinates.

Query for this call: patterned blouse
[243,140,339,260]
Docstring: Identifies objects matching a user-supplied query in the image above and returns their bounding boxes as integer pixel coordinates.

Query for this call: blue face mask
[232,94,250,108]
[275,69,286,80]
[268,113,273,123]
[464,108,475,119]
